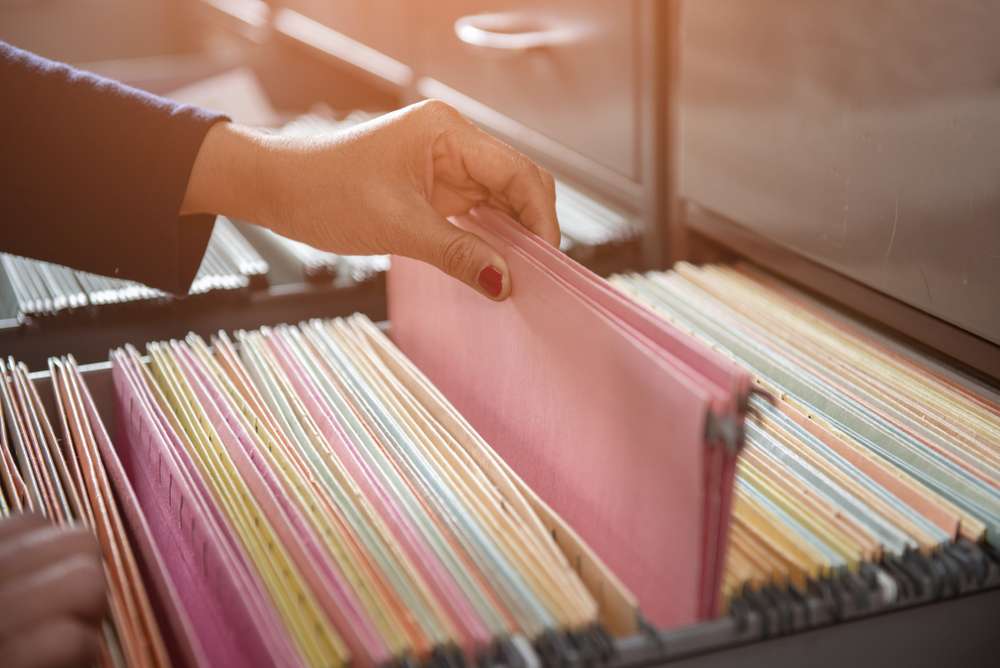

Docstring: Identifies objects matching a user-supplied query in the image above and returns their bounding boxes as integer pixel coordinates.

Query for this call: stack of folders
[0,217,267,317]
[108,313,633,666]
[260,228,389,285]
[0,357,171,667]
[389,208,753,628]
[551,181,637,251]
[611,263,1000,604]
[259,111,638,283]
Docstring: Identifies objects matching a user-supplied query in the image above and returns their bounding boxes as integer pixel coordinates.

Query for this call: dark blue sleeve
[0,41,230,295]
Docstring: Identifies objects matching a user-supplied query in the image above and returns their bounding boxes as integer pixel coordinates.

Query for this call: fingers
[401,201,512,300]
[1,617,101,668]
[0,516,107,668]
[419,100,560,247]
[0,512,47,540]
[0,522,100,581]
[0,554,108,635]
[452,126,561,247]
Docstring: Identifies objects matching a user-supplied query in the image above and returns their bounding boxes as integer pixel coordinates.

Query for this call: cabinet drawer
[416,1,641,183]
[274,0,412,87]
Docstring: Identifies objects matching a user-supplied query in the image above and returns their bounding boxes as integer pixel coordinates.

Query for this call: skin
[0,513,108,668]
[181,99,562,300]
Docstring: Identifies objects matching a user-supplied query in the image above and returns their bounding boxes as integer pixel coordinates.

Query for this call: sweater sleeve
[0,41,230,295]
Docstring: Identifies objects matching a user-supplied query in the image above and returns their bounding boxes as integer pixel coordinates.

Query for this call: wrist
[181,122,278,226]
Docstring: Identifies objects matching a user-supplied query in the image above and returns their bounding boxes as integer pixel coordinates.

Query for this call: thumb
[402,206,511,301]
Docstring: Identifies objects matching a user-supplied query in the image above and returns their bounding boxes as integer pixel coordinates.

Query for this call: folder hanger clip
[533,629,580,668]
[742,386,777,425]
[493,635,538,668]
[635,614,664,648]
[427,643,465,668]
[705,410,744,455]
[565,624,615,665]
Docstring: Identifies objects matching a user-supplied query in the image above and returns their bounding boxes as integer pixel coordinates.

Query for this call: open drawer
[21,345,999,668]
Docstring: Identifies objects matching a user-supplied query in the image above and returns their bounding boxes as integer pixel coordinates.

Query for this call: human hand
[182,100,560,300]
[0,513,108,668]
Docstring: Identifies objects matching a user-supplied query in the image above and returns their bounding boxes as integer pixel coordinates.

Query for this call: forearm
[181,121,355,246]
[181,122,273,224]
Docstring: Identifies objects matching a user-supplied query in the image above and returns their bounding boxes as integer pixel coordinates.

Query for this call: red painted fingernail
[477,266,503,297]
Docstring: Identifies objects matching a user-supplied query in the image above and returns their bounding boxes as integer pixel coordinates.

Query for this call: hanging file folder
[388,208,752,627]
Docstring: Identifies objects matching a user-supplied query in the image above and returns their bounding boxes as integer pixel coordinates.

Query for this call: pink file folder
[79,363,210,668]
[173,342,391,667]
[111,349,303,667]
[388,208,749,628]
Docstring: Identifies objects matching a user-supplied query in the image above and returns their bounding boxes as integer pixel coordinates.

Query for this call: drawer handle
[454,13,579,52]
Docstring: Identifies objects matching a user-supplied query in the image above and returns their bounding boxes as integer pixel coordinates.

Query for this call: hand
[182,100,561,300]
[0,513,108,668]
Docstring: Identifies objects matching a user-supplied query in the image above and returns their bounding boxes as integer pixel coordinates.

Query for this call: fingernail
[477,266,503,298]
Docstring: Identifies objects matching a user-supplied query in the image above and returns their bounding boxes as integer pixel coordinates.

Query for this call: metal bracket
[705,410,744,455]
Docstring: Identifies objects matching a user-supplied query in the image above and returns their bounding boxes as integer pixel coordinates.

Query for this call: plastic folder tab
[388,208,751,627]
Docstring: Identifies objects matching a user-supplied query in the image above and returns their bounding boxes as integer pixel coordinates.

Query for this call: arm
[0,514,108,668]
[1,39,559,300]
[182,101,560,300]
[0,41,227,294]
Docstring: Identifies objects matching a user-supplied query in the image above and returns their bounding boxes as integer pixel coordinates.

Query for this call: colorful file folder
[101,313,629,666]
[388,208,752,627]
[0,356,180,668]
[612,263,1000,599]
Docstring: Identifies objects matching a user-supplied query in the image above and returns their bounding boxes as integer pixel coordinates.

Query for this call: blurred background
[2,0,997,379]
